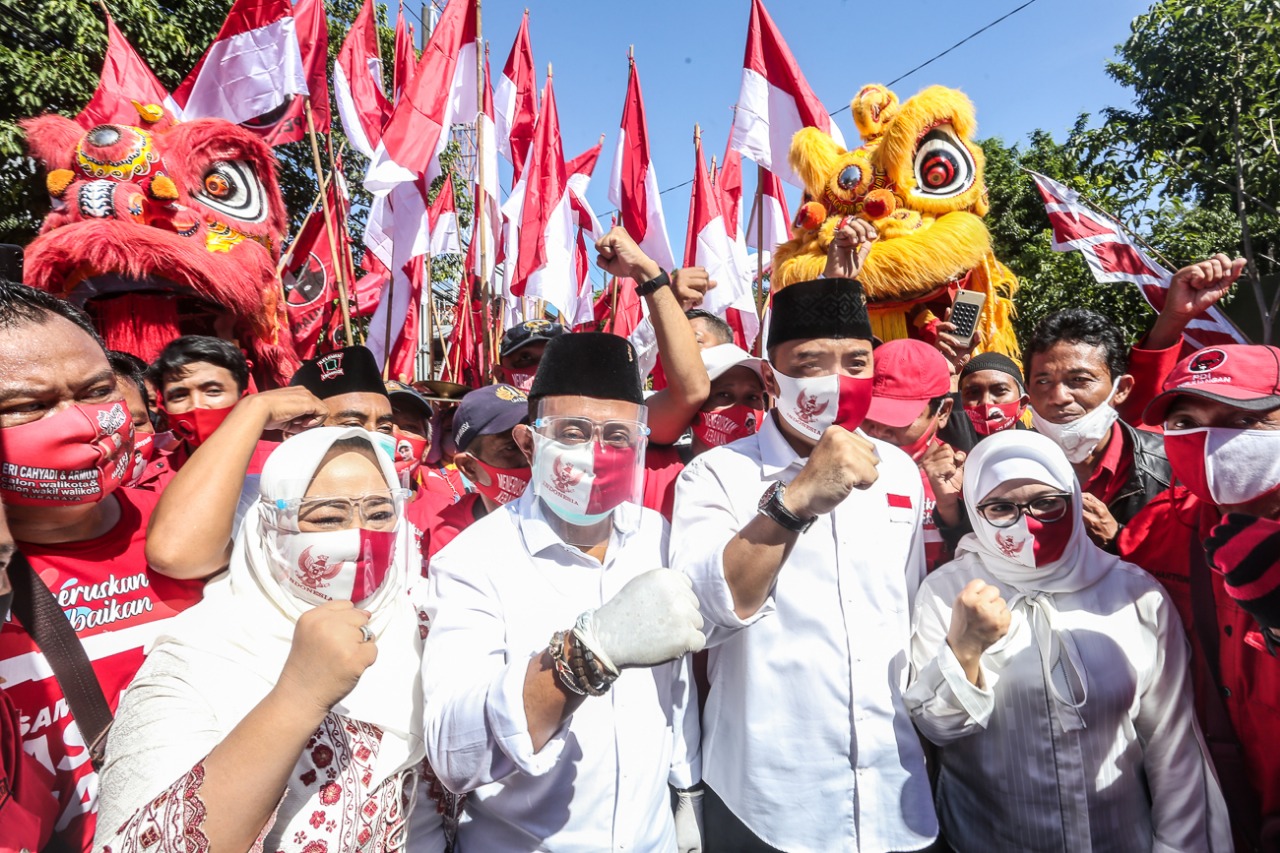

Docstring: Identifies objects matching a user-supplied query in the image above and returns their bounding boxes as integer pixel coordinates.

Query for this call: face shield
[529,399,649,529]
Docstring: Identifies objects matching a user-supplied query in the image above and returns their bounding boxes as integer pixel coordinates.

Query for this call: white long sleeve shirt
[904,557,1233,853]
[670,415,938,853]
[421,493,699,853]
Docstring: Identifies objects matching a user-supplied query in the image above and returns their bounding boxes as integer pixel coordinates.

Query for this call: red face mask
[0,401,133,506]
[965,401,1023,437]
[502,369,537,392]
[394,433,428,478]
[472,458,532,505]
[166,405,235,447]
[693,405,764,448]
[900,422,939,463]
[125,430,156,487]
[1027,515,1073,566]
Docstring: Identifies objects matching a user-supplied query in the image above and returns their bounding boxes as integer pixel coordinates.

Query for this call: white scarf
[150,426,426,785]
[952,431,1123,732]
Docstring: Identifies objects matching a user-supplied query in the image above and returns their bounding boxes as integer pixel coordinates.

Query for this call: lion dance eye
[837,165,862,191]
[912,127,975,198]
[195,160,267,223]
[204,174,231,197]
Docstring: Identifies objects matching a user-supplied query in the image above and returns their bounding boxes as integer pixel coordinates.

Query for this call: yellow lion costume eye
[773,83,1019,358]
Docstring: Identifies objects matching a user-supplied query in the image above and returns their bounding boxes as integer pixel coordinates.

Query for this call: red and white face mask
[393,433,428,479]
[273,527,398,607]
[771,370,873,441]
[983,513,1074,568]
[124,431,156,487]
[502,369,537,393]
[1164,427,1280,506]
[0,401,133,506]
[965,401,1023,437]
[166,405,235,448]
[693,405,763,449]
[472,458,531,505]
[531,433,641,526]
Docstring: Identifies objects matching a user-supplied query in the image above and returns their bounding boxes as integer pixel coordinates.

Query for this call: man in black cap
[671,277,939,852]
[423,332,706,852]
[497,319,568,391]
[147,346,393,579]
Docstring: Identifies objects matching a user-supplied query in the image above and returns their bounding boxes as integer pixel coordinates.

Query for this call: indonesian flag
[608,56,677,272]
[510,77,583,322]
[685,130,752,329]
[495,10,537,186]
[746,166,792,256]
[255,0,330,146]
[393,6,416,104]
[1030,171,1247,348]
[365,0,477,194]
[334,0,392,159]
[475,49,501,287]
[716,142,762,350]
[591,276,643,339]
[443,236,489,387]
[567,138,607,327]
[78,11,180,128]
[730,0,844,188]
[172,0,308,127]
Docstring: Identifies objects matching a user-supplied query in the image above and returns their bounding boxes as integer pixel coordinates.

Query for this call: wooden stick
[275,183,327,276]
[755,163,766,320]
[424,252,435,379]
[475,1,492,376]
[304,102,354,346]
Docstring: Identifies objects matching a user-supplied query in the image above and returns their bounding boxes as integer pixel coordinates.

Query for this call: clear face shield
[529,398,650,531]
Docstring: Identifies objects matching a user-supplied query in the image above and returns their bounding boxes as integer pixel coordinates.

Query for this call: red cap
[1143,345,1280,425]
[865,339,953,428]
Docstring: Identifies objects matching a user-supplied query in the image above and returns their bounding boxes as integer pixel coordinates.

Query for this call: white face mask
[1164,427,1280,506]
[771,370,874,442]
[1030,381,1120,463]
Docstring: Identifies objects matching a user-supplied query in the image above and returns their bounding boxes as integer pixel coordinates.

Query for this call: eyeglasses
[533,416,650,449]
[974,493,1072,528]
[271,489,410,532]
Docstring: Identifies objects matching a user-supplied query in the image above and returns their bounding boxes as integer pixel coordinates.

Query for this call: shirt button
[1224,624,1233,637]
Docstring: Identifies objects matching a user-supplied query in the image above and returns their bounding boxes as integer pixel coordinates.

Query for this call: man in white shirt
[671,277,939,852]
[422,331,707,852]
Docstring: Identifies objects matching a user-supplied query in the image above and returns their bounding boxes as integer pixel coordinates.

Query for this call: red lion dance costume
[20,103,300,385]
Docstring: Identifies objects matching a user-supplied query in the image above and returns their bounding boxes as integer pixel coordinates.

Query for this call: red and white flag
[608,55,677,272]
[495,10,538,186]
[172,0,308,127]
[254,0,330,146]
[474,48,501,287]
[510,77,584,322]
[393,5,416,104]
[685,130,752,329]
[334,0,392,158]
[1030,171,1246,348]
[746,166,792,256]
[365,0,477,194]
[730,0,844,188]
[78,11,179,128]
[716,141,762,350]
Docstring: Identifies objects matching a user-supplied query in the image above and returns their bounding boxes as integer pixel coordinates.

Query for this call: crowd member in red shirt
[862,339,956,571]
[1119,343,1280,850]
[686,344,766,458]
[0,283,207,850]
[150,336,254,466]
[385,379,434,487]
[412,384,531,562]
[496,319,568,391]
[107,350,164,491]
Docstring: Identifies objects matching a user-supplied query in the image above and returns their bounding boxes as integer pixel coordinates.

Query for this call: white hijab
[151,426,425,782]
[952,430,1123,731]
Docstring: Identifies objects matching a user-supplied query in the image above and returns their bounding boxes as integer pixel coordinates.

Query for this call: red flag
[591,276,643,339]
[393,6,416,104]
[747,166,792,255]
[78,11,177,128]
[355,252,390,317]
[335,0,392,158]
[1029,171,1246,348]
[608,56,676,271]
[254,0,330,146]
[495,10,537,186]
[719,141,763,350]
[730,0,844,187]
[442,237,488,387]
[283,188,344,360]
[172,0,308,127]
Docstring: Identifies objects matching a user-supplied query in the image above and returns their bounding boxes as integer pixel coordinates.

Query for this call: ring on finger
[359,624,373,643]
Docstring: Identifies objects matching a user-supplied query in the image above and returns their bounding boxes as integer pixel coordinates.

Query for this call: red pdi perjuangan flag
[172,0,308,128]
[78,10,180,128]
[282,189,344,360]
[1030,171,1247,349]
[730,0,844,188]
[608,54,677,271]
[253,0,331,146]
[335,0,392,158]
[496,9,537,186]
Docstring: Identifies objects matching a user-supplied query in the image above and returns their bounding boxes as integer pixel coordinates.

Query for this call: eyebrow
[333,409,370,421]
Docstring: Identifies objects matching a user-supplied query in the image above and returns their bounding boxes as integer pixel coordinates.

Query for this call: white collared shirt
[670,415,938,853]
[422,492,699,853]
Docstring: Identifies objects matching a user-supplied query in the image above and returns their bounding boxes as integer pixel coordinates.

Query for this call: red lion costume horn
[21,103,301,385]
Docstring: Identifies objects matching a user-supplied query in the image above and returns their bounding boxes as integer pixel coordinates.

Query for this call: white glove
[674,787,704,853]
[581,569,705,669]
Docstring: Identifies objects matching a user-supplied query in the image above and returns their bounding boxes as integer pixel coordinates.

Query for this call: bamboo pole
[304,102,354,345]
[424,253,435,378]
[755,164,765,320]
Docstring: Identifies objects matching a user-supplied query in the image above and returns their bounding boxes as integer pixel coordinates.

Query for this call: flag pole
[755,164,765,319]
[275,181,328,277]
[424,253,435,379]
[304,102,354,346]
[474,1,492,378]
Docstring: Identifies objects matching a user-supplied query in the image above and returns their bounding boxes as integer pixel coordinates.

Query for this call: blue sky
[419,0,1154,287]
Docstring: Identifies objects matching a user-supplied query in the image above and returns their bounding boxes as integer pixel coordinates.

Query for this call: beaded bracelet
[567,632,613,696]
[547,631,586,696]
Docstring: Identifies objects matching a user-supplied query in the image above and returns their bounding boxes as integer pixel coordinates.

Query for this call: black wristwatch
[757,481,816,533]
[634,270,670,297]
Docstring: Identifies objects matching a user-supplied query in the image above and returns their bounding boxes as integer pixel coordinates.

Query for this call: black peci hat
[767,278,873,349]
[291,346,389,400]
[528,333,644,406]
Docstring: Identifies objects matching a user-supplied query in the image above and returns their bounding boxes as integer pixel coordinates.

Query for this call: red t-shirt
[0,488,206,851]
[411,492,487,568]
[643,446,685,521]
[0,685,58,852]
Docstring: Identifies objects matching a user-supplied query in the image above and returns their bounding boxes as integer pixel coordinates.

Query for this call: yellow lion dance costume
[773,83,1019,356]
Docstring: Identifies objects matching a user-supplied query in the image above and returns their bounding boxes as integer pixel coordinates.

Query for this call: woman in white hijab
[95,427,443,852]
[904,430,1230,853]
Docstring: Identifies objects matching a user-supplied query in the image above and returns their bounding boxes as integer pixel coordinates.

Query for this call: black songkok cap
[529,333,644,406]
[290,346,390,400]
[767,278,873,349]
[961,352,1025,389]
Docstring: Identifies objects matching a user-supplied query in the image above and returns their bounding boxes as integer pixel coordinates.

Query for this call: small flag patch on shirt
[887,494,913,510]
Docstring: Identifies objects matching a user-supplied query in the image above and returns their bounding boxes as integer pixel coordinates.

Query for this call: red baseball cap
[1143,344,1280,425]
[865,339,953,428]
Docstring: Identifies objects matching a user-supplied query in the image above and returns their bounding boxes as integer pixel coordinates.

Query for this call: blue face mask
[369,431,398,467]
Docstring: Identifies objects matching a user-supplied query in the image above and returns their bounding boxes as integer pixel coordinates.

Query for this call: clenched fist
[786,427,881,517]
[276,601,378,717]
[595,226,662,283]
[824,216,878,280]
[922,442,966,527]
[946,579,1011,682]
[585,569,706,669]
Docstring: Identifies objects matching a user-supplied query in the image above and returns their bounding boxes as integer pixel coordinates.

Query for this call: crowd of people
[0,224,1277,853]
